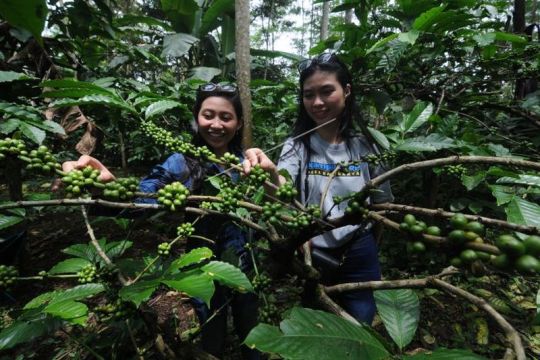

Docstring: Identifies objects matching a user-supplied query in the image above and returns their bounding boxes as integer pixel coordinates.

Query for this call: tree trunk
[235,0,253,148]
[320,1,330,41]
[513,0,527,99]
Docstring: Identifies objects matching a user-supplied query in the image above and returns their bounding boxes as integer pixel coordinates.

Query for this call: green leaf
[489,185,515,206]
[18,122,45,144]
[162,271,215,306]
[200,0,234,34]
[49,284,105,305]
[0,71,35,83]
[188,67,222,82]
[367,127,390,150]
[250,49,304,62]
[405,348,486,359]
[496,175,540,188]
[0,118,20,134]
[412,6,446,31]
[374,289,419,350]
[366,33,398,54]
[160,0,199,32]
[169,247,213,271]
[0,316,62,350]
[62,243,96,261]
[398,30,420,45]
[0,215,24,230]
[395,134,455,152]
[119,279,160,306]
[145,100,186,119]
[0,0,47,46]
[473,32,496,46]
[161,33,199,58]
[402,102,433,133]
[461,171,486,191]
[44,300,88,325]
[41,79,117,96]
[505,198,540,228]
[104,240,133,259]
[202,261,253,293]
[244,307,390,359]
[48,258,92,274]
[50,95,136,114]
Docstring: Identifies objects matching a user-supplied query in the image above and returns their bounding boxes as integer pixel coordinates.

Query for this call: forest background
[0,0,539,359]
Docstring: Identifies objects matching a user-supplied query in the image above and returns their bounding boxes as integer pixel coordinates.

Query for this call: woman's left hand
[243,148,283,186]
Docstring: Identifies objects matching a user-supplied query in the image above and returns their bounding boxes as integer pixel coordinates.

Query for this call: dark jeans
[192,285,260,360]
[316,231,381,325]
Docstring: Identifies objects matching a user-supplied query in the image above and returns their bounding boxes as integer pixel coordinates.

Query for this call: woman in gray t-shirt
[244,53,392,325]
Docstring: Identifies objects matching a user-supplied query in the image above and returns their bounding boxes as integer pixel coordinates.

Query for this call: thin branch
[371,202,540,235]
[80,206,128,285]
[316,284,360,325]
[125,319,144,360]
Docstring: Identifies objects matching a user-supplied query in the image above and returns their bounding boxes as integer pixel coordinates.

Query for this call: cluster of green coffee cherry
[276,182,298,202]
[157,182,190,211]
[344,199,369,217]
[362,151,397,165]
[221,152,240,165]
[0,265,18,288]
[441,164,467,177]
[262,201,283,225]
[0,137,25,159]
[252,273,272,292]
[77,264,97,283]
[247,164,270,186]
[21,145,60,173]
[103,177,139,200]
[157,242,172,256]
[259,302,278,323]
[94,299,134,320]
[217,186,243,213]
[491,234,540,274]
[62,166,102,197]
[177,222,195,237]
[399,214,439,254]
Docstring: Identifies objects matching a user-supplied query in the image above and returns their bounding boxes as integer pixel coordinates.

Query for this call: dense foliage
[0,0,539,359]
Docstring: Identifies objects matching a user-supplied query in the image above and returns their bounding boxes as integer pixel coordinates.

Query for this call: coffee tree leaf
[404,348,486,359]
[202,261,253,293]
[168,247,213,271]
[48,258,92,274]
[244,307,390,359]
[162,271,215,306]
[119,279,160,306]
[44,300,88,325]
[0,315,62,350]
[145,99,186,119]
[374,289,420,350]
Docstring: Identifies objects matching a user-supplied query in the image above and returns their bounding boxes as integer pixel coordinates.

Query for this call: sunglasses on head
[297,53,336,73]
[198,83,237,93]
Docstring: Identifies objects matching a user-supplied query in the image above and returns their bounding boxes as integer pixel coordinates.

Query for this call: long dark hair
[186,85,244,192]
[293,54,374,149]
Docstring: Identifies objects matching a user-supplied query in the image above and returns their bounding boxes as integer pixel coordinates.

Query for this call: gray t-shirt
[277,132,393,248]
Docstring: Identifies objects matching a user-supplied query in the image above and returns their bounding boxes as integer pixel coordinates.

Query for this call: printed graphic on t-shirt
[307,162,363,176]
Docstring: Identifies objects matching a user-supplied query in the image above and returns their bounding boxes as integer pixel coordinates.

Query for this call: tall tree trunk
[235,0,253,148]
[320,1,330,41]
[514,0,527,99]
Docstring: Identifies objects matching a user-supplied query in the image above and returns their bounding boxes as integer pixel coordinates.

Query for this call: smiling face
[302,70,350,130]
[196,96,242,157]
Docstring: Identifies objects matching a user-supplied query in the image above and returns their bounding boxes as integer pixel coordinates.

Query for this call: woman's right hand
[52,155,116,191]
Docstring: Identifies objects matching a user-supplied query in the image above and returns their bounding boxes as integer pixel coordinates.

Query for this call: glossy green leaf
[412,6,446,31]
[366,33,398,54]
[0,0,47,46]
[367,127,390,150]
[251,49,304,62]
[188,67,222,82]
[244,307,390,359]
[0,118,20,134]
[162,271,215,306]
[24,283,105,309]
[41,79,117,96]
[0,316,62,350]
[161,33,199,58]
[200,0,234,34]
[50,95,136,114]
[44,300,88,325]
[488,185,515,206]
[169,247,213,271]
[461,171,486,191]
[48,258,92,274]
[0,215,24,230]
[398,30,420,45]
[405,348,486,359]
[104,240,133,259]
[505,198,540,228]
[496,175,540,188]
[402,102,433,133]
[374,289,419,350]
[145,100,186,119]
[202,261,253,293]
[18,122,45,144]
[0,71,35,83]
[395,134,455,152]
[119,279,160,306]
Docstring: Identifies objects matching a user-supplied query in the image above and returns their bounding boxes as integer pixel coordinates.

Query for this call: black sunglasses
[297,53,336,73]
[198,83,237,93]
